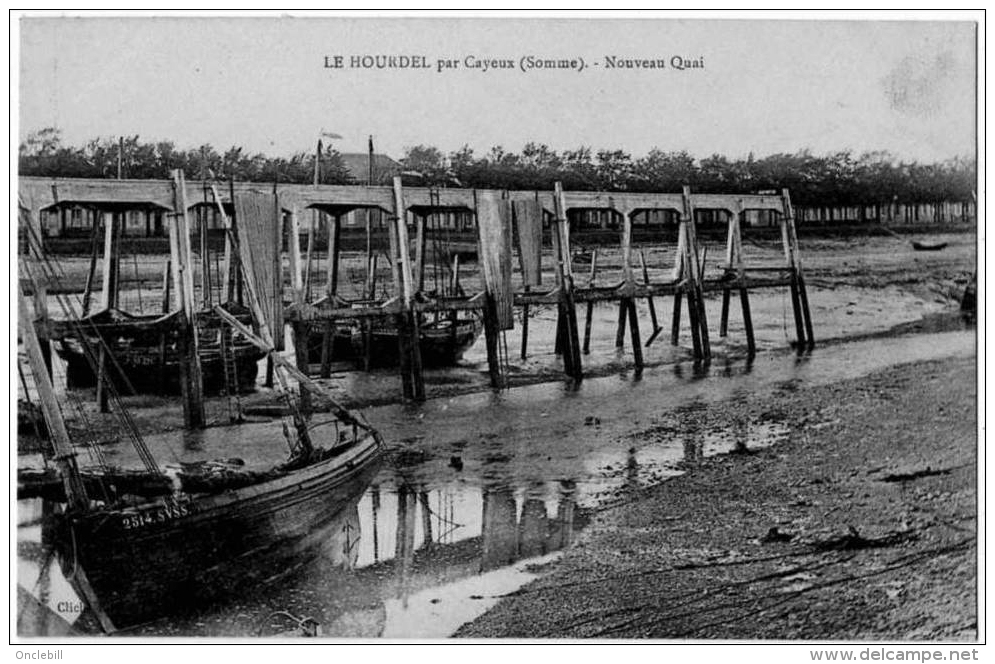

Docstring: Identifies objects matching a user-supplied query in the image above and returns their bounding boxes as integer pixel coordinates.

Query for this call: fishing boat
[52,303,265,395]
[305,314,483,369]
[18,287,386,633]
[351,314,483,368]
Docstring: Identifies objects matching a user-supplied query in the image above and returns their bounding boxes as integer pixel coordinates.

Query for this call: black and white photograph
[11,11,982,648]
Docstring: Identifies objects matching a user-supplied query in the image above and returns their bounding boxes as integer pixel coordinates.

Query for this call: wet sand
[456,354,977,639]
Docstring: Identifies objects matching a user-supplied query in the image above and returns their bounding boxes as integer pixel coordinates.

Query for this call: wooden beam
[213,305,368,430]
[19,289,89,512]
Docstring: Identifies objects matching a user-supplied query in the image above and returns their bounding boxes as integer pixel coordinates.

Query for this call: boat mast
[18,288,89,511]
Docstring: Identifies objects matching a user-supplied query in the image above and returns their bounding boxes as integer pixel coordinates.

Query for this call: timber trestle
[20,175,815,412]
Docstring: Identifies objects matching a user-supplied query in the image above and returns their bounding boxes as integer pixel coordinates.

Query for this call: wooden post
[739,286,756,356]
[318,213,342,378]
[582,302,595,355]
[100,211,120,310]
[520,286,530,360]
[159,260,171,393]
[272,191,285,350]
[670,219,686,346]
[414,209,426,293]
[288,208,304,297]
[627,298,643,371]
[681,186,710,360]
[32,283,52,378]
[553,183,582,380]
[200,200,211,310]
[731,204,756,356]
[170,170,205,429]
[326,214,341,299]
[288,207,311,412]
[96,211,121,412]
[582,250,597,354]
[615,301,627,348]
[779,191,807,349]
[392,177,424,400]
[781,189,814,348]
[639,249,662,346]
[304,210,316,301]
[81,211,101,316]
[719,210,735,337]
[670,292,682,346]
[483,293,503,388]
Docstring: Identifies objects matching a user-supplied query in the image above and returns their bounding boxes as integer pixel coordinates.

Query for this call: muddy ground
[456,355,978,639]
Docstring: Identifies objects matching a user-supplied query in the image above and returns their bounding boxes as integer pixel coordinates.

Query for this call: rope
[20,216,172,475]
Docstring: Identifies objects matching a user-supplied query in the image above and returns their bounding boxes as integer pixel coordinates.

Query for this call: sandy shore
[456,354,977,639]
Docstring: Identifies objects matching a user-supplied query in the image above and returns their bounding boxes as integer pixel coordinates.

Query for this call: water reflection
[18,330,973,638]
[18,472,585,638]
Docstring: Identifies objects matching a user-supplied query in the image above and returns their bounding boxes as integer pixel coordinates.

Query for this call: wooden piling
[583,301,595,354]
[158,260,171,393]
[670,222,685,346]
[81,216,101,316]
[520,287,530,360]
[392,177,425,400]
[32,283,52,378]
[170,170,205,429]
[781,190,815,348]
[483,293,503,388]
[96,211,121,413]
[287,208,312,411]
[681,186,711,360]
[780,200,807,349]
[200,197,211,310]
[739,286,756,356]
[719,288,731,337]
[326,214,341,299]
[639,250,662,346]
[615,301,628,348]
[414,209,427,293]
[671,292,682,346]
[729,204,757,356]
[582,250,597,354]
[626,298,643,371]
[685,288,703,358]
[553,183,582,380]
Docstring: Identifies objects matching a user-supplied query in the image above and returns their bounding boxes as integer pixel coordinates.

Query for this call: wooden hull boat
[350,316,483,368]
[53,430,384,631]
[911,240,948,252]
[52,304,265,395]
[305,315,483,369]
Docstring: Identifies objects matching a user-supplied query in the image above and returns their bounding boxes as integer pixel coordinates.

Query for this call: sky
[17,16,978,163]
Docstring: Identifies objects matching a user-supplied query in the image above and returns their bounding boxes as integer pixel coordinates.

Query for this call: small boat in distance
[911,240,948,252]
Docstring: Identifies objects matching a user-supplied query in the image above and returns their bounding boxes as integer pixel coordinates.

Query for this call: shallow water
[16,324,974,637]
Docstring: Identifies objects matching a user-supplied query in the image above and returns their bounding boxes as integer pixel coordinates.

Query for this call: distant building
[338,152,402,185]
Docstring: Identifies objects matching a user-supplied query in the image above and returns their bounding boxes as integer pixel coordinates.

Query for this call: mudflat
[457,354,977,639]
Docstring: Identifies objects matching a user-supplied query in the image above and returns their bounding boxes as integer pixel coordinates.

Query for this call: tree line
[20,128,975,208]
